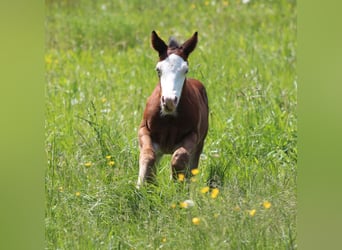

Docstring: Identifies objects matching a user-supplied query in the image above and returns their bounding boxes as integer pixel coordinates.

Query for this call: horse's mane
[168,37,180,49]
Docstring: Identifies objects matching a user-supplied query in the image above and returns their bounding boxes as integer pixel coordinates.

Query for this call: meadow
[45,0,297,249]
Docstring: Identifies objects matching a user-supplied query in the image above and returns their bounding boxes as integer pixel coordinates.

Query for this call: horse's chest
[149,118,192,153]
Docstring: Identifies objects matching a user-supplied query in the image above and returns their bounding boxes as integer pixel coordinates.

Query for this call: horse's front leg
[171,132,198,179]
[137,126,157,188]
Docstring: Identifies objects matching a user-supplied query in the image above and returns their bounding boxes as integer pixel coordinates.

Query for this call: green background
[0,0,342,249]
[297,1,342,249]
[0,1,44,249]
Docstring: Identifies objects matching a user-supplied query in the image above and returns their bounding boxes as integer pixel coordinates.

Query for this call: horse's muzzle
[161,96,178,113]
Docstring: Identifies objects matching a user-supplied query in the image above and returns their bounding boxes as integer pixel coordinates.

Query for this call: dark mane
[168,37,180,49]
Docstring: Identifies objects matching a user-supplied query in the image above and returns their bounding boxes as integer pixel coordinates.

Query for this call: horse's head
[151,31,198,115]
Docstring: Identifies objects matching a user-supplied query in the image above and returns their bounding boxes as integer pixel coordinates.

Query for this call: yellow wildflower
[178,173,185,182]
[171,203,176,209]
[84,162,92,167]
[75,191,81,197]
[101,97,107,103]
[180,202,188,208]
[58,186,63,192]
[108,161,115,166]
[192,217,200,225]
[191,3,196,9]
[200,186,210,194]
[161,237,167,243]
[191,168,200,175]
[105,155,111,160]
[190,177,197,182]
[205,1,210,6]
[248,209,256,217]
[263,201,272,209]
[180,200,194,208]
[211,188,219,198]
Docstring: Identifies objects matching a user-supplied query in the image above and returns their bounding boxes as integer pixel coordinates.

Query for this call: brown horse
[136,31,209,188]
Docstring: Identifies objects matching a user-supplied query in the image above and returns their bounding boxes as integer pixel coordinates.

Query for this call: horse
[136,31,209,188]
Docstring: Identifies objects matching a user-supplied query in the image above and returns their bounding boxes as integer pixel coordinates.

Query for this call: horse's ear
[151,31,167,59]
[181,31,198,57]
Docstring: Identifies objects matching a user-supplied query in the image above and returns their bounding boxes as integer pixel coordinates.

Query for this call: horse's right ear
[151,31,167,59]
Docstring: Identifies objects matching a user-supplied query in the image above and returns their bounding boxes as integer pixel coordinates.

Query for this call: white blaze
[156,54,188,113]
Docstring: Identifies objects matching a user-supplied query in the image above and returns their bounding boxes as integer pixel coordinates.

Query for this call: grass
[45,0,297,249]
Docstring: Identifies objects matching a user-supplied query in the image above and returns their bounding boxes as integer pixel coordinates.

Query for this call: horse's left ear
[181,32,198,58]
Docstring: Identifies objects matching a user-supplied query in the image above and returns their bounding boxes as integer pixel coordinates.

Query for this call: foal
[137,31,209,188]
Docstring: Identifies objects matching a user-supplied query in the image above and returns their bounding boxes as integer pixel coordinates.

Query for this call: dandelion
[248,209,256,217]
[58,186,64,192]
[200,186,210,194]
[101,97,107,103]
[263,201,272,209]
[180,200,194,208]
[211,188,219,199]
[180,202,188,208]
[178,173,185,182]
[192,217,201,225]
[191,168,200,176]
[161,237,167,243]
[105,155,111,160]
[84,162,92,167]
[171,203,176,209]
[190,3,196,9]
[204,1,209,6]
[75,191,81,197]
[108,161,115,167]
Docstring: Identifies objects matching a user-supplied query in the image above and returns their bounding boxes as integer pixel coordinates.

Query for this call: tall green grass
[46,0,296,249]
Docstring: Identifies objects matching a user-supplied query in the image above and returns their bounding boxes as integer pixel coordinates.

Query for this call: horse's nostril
[161,96,178,110]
